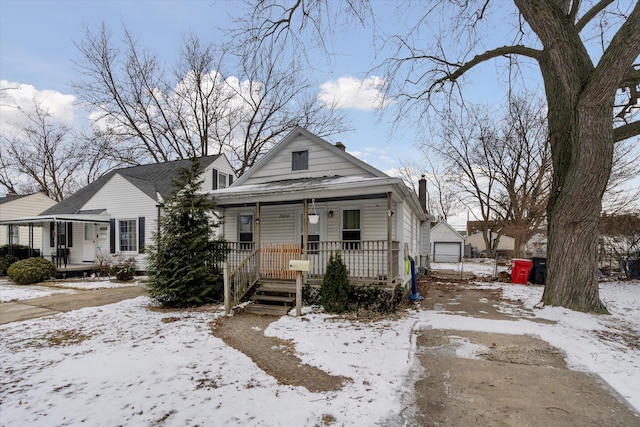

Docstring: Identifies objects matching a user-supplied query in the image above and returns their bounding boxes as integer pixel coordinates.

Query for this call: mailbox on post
[289,259,310,316]
[289,259,311,271]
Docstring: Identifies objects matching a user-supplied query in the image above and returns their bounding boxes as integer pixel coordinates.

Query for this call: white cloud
[318,76,389,110]
[0,80,76,134]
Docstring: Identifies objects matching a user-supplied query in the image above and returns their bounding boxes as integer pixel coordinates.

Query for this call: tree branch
[576,0,614,33]
[430,45,542,91]
[613,121,640,143]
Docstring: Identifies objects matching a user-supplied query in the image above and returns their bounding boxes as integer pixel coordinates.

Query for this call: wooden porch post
[256,202,261,281]
[303,198,308,260]
[387,192,393,287]
[223,261,230,315]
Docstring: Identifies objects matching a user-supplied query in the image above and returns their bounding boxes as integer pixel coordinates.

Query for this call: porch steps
[244,280,297,316]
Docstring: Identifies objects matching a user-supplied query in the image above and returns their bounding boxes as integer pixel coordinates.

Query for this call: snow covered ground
[1,265,639,425]
[0,277,144,302]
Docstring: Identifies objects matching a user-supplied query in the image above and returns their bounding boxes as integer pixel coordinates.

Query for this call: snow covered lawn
[1,275,639,425]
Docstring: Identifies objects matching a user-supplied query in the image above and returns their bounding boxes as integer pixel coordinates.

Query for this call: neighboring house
[208,126,432,292]
[0,156,235,270]
[0,192,57,252]
[466,231,515,258]
[430,221,465,262]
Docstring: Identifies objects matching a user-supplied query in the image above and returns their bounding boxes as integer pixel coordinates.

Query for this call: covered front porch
[0,214,111,271]
[209,176,426,311]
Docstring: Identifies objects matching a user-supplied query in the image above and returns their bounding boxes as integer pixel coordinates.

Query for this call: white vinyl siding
[202,157,236,191]
[241,134,377,185]
[81,174,157,269]
[0,193,56,249]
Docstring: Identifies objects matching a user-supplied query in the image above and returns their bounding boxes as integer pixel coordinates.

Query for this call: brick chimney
[335,141,346,151]
[418,175,427,213]
[6,191,17,197]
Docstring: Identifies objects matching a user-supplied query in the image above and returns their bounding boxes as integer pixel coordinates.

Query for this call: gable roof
[431,221,465,240]
[42,155,222,215]
[0,194,30,205]
[232,126,387,186]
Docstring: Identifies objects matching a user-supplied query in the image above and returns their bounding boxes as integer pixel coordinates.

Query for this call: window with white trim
[238,214,254,249]
[119,219,137,252]
[342,209,361,249]
[218,173,228,189]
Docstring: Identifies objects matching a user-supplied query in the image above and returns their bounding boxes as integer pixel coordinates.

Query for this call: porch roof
[0,213,111,226]
[206,175,427,220]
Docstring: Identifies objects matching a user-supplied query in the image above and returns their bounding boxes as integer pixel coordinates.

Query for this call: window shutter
[67,223,73,247]
[138,216,145,253]
[212,168,218,190]
[49,223,55,247]
[110,219,116,253]
[229,174,233,185]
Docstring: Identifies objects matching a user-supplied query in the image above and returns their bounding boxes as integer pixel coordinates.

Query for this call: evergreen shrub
[7,257,57,285]
[147,158,224,308]
[320,252,351,313]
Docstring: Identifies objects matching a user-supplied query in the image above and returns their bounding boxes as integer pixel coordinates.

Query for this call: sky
[1,0,636,229]
[1,265,639,424]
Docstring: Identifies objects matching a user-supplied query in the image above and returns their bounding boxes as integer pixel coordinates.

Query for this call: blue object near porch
[408,256,423,301]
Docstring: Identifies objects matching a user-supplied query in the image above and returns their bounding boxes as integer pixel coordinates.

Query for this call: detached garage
[430,222,465,262]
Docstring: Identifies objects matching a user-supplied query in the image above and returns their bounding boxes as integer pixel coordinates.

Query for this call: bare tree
[73,24,348,175]
[432,106,506,257]
[0,101,86,200]
[397,158,459,223]
[237,0,640,312]
[489,96,552,257]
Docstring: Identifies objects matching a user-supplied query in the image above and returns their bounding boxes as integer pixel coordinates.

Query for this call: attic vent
[335,141,346,151]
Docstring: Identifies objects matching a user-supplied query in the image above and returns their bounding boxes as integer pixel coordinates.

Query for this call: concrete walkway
[0,286,146,325]
[211,313,350,393]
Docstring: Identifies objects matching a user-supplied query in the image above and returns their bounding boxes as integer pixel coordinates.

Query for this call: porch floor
[56,263,101,278]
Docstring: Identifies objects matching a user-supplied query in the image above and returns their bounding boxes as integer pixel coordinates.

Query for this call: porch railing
[223,247,259,315]
[307,240,400,284]
[218,240,400,284]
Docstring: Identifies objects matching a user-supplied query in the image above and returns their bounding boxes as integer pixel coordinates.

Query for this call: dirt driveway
[412,279,639,426]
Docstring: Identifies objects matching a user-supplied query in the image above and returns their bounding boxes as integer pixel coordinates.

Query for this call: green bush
[7,257,57,285]
[1,254,19,276]
[109,255,136,281]
[321,252,351,313]
[0,244,36,260]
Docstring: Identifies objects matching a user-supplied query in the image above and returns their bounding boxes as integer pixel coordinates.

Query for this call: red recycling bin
[511,258,533,284]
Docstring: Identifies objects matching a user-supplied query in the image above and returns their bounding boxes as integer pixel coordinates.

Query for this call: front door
[296,208,326,275]
[83,223,97,262]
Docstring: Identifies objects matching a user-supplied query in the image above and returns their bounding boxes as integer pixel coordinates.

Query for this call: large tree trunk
[513,0,640,313]
[543,104,612,313]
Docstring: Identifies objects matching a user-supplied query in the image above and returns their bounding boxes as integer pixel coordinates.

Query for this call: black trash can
[529,257,547,284]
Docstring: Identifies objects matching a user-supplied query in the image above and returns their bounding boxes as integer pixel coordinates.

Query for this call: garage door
[433,242,461,262]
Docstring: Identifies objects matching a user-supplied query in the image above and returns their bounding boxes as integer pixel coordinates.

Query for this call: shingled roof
[0,194,30,205]
[42,155,221,215]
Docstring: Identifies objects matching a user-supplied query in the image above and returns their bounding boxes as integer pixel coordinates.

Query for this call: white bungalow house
[208,127,432,311]
[0,155,235,271]
[430,221,465,262]
[0,192,56,254]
